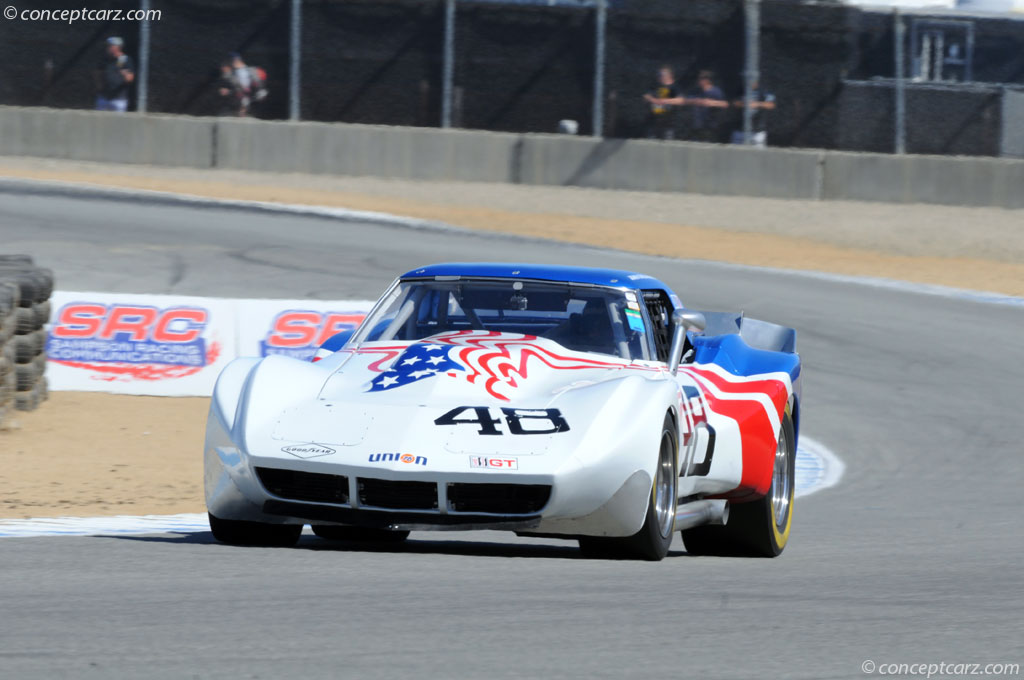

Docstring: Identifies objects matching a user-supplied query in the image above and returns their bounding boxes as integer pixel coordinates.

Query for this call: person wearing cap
[94,37,134,112]
[228,52,268,117]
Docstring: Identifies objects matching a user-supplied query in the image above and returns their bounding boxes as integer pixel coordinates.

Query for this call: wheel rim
[654,431,677,538]
[772,426,792,529]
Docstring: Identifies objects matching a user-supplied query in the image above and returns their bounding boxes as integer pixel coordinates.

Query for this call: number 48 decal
[435,406,570,436]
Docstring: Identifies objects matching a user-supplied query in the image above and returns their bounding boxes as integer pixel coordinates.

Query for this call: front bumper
[204,442,652,537]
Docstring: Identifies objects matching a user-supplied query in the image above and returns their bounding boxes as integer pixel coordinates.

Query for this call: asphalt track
[1,181,1022,679]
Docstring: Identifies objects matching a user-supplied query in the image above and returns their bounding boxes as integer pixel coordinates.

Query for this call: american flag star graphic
[367,342,463,392]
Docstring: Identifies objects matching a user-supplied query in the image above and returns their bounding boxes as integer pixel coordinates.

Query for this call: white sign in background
[44,291,375,397]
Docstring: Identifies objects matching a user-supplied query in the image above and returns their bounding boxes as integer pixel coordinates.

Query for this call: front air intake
[447,483,551,514]
[255,467,349,505]
[357,478,439,510]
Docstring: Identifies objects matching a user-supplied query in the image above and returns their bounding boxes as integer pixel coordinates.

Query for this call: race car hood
[317,331,658,407]
[263,332,665,456]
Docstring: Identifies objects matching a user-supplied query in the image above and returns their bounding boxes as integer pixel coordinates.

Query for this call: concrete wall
[214,119,519,183]
[2,106,1023,209]
[515,135,824,199]
[0,107,214,168]
[822,152,1024,208]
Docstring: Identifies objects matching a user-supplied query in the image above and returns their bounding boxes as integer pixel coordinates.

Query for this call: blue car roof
[400,263,676,294]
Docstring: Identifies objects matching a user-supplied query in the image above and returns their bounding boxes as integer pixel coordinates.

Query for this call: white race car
[205,263,801,560]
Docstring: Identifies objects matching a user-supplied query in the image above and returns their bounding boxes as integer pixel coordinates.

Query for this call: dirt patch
[1,393,208,518]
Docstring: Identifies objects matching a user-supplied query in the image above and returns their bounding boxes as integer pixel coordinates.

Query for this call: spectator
[643,65,685,140]
[230,52,268,118]
[93,37,134,112]
[216,61,243,117]
[731,80,776,147]
[682,69,728,142]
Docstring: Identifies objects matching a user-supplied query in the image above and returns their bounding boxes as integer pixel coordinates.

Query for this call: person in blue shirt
[682,70,728,143]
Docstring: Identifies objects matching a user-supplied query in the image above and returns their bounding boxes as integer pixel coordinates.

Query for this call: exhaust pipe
[674,499,729,531]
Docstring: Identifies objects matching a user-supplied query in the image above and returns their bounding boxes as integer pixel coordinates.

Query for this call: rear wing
[698,312,797,355]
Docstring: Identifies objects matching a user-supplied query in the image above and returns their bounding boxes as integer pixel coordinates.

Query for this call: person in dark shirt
[94,37,134,112]
[643,66,685,141]
[682,70,728,143]
[216,61,243,117]
[731,81,777,146]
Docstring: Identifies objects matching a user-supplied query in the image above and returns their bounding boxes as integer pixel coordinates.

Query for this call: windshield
[351,278,652,361]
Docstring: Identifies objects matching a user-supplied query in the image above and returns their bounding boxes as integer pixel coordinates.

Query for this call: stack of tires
[0,256,53,423]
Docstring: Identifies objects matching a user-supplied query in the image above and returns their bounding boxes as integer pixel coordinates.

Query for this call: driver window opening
[356,280,654,361]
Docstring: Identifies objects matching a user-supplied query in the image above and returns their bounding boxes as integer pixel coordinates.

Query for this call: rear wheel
[312,525,410,543]
[682,409,795,557]
[579,413,678,561]
[208,513,303,547]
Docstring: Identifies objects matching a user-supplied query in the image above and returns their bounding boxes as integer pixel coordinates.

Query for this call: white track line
[0,439,843,538]
[795,436,845,499]
[0,513,209,538]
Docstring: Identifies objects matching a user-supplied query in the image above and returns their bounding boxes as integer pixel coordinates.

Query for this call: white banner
[44,292,375,397]
[236,299,375,362]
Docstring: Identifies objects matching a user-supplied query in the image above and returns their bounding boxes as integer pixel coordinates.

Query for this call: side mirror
[318,329,355,356]
[668,309,706,374]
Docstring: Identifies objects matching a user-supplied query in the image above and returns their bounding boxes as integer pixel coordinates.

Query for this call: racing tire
[0,268,41,307]
[0,281,18,316]
[15,362,38,392]
[14,387,39,411]
[207,513,303,547]
[0,266,52,303]
[35,301,51,328]
[15,306,38,334]
[34,268,54,300]
[1,340,14,366]
[682,409,796,558]
[579,413,678,561]
[312,525,411,543]
[14,331,43,363]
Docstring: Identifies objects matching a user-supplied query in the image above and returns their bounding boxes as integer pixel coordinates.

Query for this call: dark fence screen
[1,0,1022,156]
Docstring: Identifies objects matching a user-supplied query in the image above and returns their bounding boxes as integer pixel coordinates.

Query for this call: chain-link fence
[1,0,1022,156]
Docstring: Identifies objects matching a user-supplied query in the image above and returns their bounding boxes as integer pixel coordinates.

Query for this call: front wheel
[208,513,303,547]
[682,409,795,557]
[579,413,678,561]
